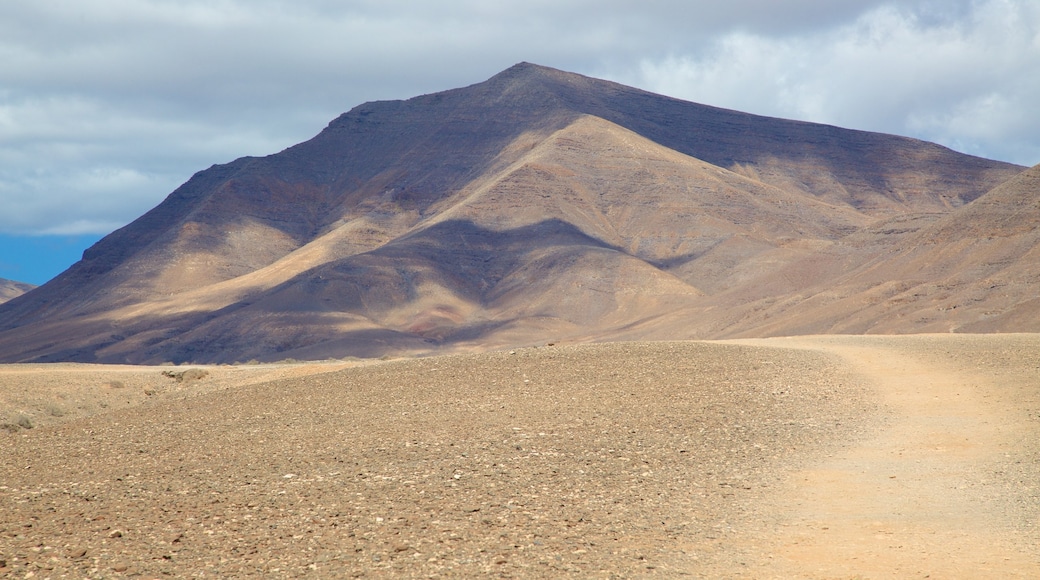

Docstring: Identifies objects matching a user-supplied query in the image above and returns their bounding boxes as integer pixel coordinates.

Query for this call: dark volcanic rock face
[0,63,1031,363]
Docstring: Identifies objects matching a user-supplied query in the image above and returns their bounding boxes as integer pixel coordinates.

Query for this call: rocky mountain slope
[672,163,1040,338]
[0,63,1030,363]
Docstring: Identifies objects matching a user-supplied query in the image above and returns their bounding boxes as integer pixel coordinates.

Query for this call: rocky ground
[1,335,1038,578]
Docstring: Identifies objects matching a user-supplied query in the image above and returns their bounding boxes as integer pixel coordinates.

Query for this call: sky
[1,0,1039,285]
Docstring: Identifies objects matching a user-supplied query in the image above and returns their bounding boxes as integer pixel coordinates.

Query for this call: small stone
[109,529,123,538]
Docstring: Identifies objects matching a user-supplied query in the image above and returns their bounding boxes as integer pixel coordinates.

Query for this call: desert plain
[2,333,1039,578]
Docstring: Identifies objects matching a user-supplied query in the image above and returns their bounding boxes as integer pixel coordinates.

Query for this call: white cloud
[628,0,1040,164]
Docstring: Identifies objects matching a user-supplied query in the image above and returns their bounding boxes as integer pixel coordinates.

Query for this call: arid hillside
[2,335,1038,577]
[0,63,1030,363]
[639,162,1040,339]
[0,280,32,307]
[0,278,33,304]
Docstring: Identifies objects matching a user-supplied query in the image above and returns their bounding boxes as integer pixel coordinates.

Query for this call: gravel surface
[2,336,1038,578]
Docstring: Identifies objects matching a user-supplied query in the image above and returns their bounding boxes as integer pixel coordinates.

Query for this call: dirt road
[740,335,1040,578]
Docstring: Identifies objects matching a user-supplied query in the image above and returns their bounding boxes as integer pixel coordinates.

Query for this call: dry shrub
[161,368,209,382]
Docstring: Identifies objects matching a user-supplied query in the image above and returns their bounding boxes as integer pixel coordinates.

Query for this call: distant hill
[0,63,1029,363]
[641,162,1040,339]
[0,278,34,304]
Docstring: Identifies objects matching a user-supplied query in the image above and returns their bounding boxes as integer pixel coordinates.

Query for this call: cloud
[0,163,172,236]
[0,92,299,234]
[0,0,1037,237]
[628,0,1040,164]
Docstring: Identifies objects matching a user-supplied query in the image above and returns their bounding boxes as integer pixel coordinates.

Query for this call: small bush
[16,414,33,429]
[161,368,209,382]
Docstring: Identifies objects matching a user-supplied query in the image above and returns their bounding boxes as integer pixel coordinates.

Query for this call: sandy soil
[0,361,362,433]
[735,335,1040,578]
[1,335,1038,578]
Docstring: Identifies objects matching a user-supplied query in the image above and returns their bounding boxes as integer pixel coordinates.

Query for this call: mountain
[651,161,1040,339]
[0,63,1030,363]
[0,278,34,304]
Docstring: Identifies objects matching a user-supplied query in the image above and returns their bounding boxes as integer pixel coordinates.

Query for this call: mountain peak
[472,62,608,101]
[491,61,567,80]
[500,61,550,74]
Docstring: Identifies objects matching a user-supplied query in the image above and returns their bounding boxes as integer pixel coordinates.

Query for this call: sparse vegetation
[161,368,209,382]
